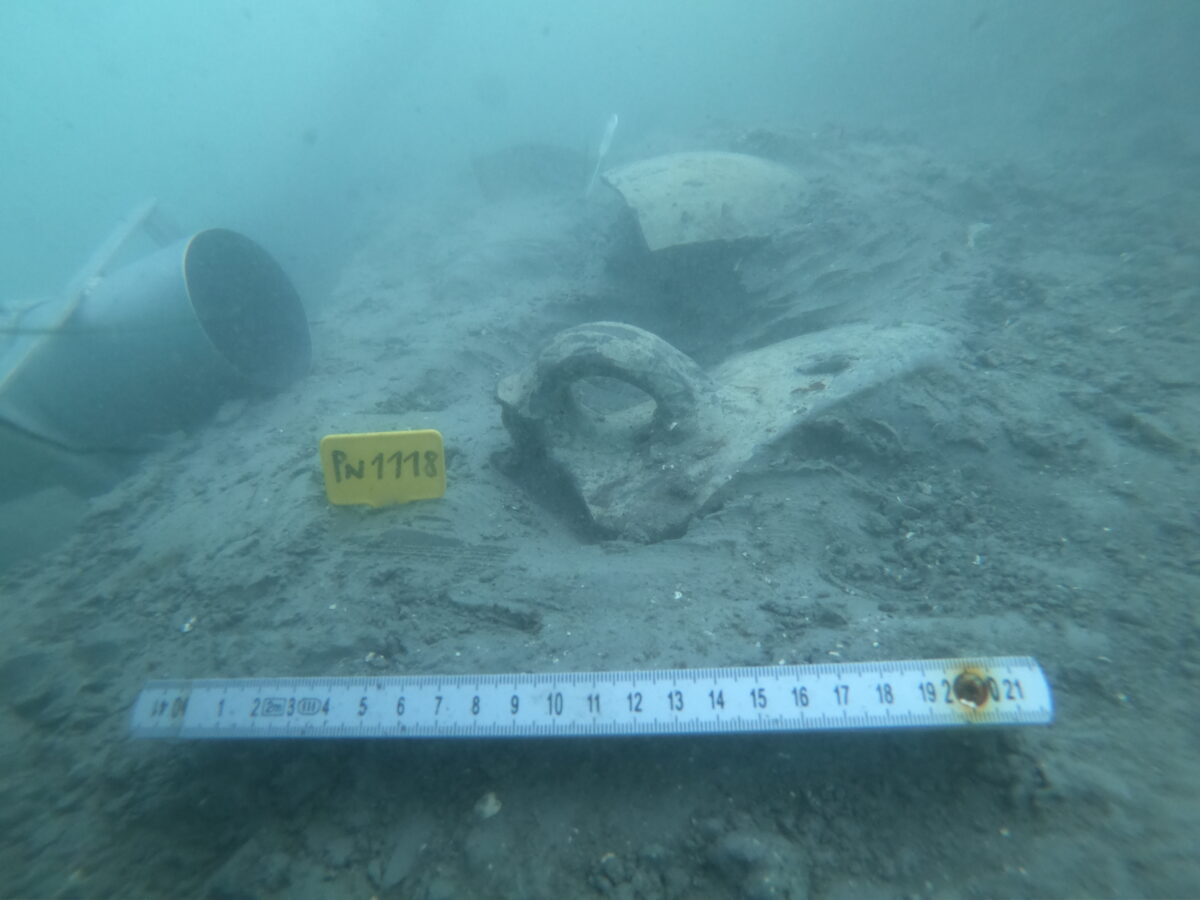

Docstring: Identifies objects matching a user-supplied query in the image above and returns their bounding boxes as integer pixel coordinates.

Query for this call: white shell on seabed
[473,791,502,820]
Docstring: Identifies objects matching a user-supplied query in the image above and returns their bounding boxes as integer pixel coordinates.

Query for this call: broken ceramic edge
[602,151,806,253]
[497,321,719,542]
[501,321,714,444]
[499,320,958,544]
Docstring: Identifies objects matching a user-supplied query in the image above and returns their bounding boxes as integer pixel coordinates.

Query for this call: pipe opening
[184,229,311,387]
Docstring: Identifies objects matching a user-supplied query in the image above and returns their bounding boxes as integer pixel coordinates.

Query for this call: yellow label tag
[319,430,446,507]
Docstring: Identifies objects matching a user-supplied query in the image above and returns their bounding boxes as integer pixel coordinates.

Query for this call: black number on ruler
[709,690,725,709]
[547,692,564,716]
[510,695,520,714]
[627,692,643,713]
[1003,678,1024,700]
[395,697,406,716]
[750,687,767,709]
[587,694,601,714]
[987,678,1002,701]
[833,685,849,706]
[875,683,894,705]
[151,696,189,719]
[667,690,684,712]
[471,696,481,715]
[792,686,809,707]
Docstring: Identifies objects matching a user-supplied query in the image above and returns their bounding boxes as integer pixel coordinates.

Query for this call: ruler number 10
[150,696,189,720]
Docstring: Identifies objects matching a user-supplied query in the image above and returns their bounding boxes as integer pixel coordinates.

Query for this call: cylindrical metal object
[0,229,310,451]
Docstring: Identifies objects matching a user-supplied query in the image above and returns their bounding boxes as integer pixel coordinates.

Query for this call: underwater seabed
[0,123,1197,898]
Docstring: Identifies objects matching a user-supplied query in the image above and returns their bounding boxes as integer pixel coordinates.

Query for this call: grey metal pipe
[0,228,310,451]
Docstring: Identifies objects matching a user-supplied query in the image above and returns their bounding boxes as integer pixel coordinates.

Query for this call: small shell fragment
[473,791,502,820]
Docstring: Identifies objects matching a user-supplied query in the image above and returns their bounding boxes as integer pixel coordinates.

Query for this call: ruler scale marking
[131,657,1052,741]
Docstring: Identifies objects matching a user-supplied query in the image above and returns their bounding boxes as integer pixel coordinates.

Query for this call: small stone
[473,791,502,820]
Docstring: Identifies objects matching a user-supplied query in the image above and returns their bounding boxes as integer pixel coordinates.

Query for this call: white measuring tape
[131,657,1052,740]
